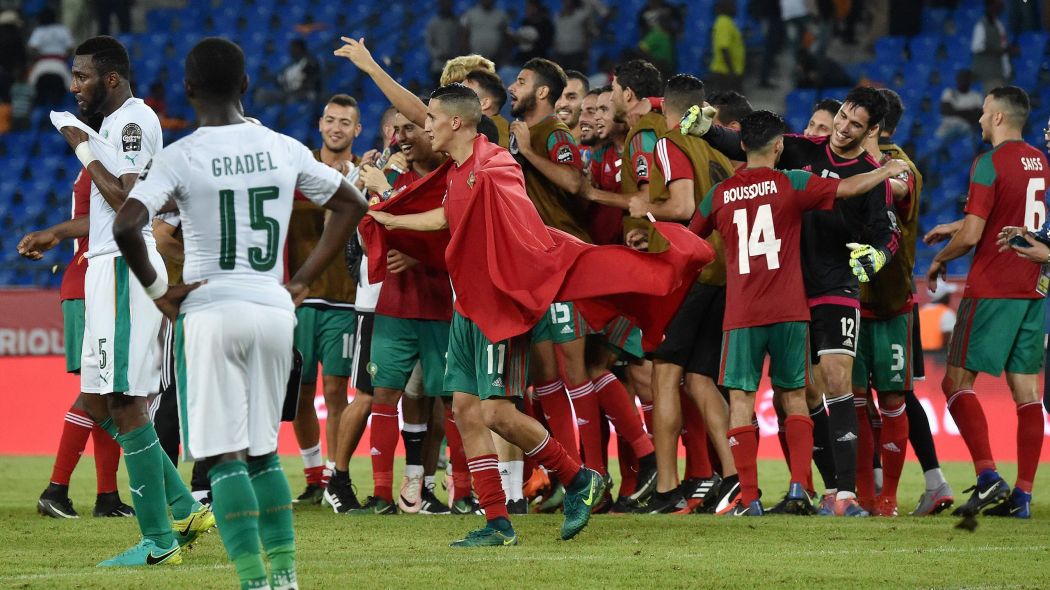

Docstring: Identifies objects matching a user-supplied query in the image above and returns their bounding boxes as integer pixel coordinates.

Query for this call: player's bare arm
[367,207,448,232]
[631,177,694,220]
[386,249,419,274]
[287,180,369,306]
[334,37,428,128]
[581,179,633,209]
[59,126,139,212]
[924,219,964,245]
[835,159,909,198]
[112,199,202,319]
[16,216,90,260]
[511,120,585,196]
[926,214,986,286]
[151,218,184,264]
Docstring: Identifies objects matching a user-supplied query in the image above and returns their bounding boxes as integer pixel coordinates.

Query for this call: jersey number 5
[219,186,280,271]
[731,204,782,275]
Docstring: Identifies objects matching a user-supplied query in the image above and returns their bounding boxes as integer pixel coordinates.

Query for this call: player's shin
[209,460,267,590]
[248,455,297,590]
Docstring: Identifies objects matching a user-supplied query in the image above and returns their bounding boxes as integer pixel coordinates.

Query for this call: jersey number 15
[219,186,280,271]
[731,204,782,275]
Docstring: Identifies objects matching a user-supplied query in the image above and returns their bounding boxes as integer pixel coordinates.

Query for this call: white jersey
[129,122,344,314]
[87,97,163,258]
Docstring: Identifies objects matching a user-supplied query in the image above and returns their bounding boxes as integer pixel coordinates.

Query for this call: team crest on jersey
[635,154,649,179]
[556,144,573,164]
[121,123,142,152]
[366,362,378,376]
[467,171,475,188]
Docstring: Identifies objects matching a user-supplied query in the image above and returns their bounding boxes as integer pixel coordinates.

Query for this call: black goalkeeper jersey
[701,127,900,301]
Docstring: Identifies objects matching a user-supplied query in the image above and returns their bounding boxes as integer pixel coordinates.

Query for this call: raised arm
[334,37,428,128]
[836,159,909,198]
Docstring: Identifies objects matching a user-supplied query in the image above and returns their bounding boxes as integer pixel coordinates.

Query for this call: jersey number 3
[731,204,782,275]
[219,186,280,271]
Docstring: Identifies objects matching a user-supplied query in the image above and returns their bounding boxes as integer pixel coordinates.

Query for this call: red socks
[534,379,581,462]
[727,425,759,504]
[443,407,472,499]
[682,395,712,479]
[594,372,654,457]
[567,380,605,474]
[784,415,814,487]
[50,409,93,486]
[1016,402,1043,493]
[617,435,638,497]
[525,433,581,487]
[91,422,121,494]
[946,389,996,474]
[855,398,875,505]
[878,401,908,499]
[369,403,400,502]
[468,454,508,521]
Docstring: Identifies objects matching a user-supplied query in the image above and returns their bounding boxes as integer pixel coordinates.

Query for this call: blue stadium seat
[874,36,907,61]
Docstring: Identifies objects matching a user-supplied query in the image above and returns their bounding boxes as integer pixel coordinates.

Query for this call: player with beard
[686,86,900,517]
[286,94,362,505]
[555,69,589,142]
[926,87,1048,519]
[612,60,665,209]
[464,69,511,148]
[630,75,736,514]
[506,58,613,501]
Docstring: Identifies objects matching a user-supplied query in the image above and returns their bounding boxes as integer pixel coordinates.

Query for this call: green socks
[209,461,267,590]
[116,424,176,548]
[98,417,119,439]
[161,452,200,520]
[249,455,297,589]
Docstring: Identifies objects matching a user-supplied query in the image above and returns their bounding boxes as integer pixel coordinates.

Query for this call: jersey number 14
[732,204,782,274]
[219,186,280,271]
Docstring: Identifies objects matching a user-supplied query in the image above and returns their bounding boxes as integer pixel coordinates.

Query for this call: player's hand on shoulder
[386,249,417,273]
[334,37,379,75]
[154,281,204,320]
[59,126,89,149]
[883,159,909,177]
[285,281,309,307]
[17,230,58,260]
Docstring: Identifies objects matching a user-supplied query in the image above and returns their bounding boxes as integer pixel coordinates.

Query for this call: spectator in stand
[143,81,189,131]
[708,0,744,93]
[639,12,675,77]
[553,0,592,73]
[462,0,510,64]
[27,8,74,107]
[96,0,131,36]
[936,69,983,141]
[513,0,554,62]
[0,10,26,108]
[426,0,463,85]
[971,0,1012,90]
[255,38,323,106]
[758,0,809,89]
[637,0,683,40]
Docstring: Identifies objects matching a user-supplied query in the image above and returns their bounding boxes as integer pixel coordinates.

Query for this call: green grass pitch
[1,456,1048,589]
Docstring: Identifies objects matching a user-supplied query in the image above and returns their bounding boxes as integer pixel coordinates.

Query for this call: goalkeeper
[681,87,900,516]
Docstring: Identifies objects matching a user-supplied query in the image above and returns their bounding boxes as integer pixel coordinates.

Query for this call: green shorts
[852,312,913,392]
[532,301,589,344]
[948,297,1045,376]
[62,299,85,374]
[719,321,810,392]
[294,305,357,382]
[369,314,450,397]
[445,311,529,400]
[600,315,644,360]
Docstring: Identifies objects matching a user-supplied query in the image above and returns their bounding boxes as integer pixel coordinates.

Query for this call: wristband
[143,274,168,300]
[74,142,98,168]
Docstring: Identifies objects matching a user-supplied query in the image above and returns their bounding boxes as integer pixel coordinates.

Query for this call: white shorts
[81,250,166,396]
[175,302,295,459]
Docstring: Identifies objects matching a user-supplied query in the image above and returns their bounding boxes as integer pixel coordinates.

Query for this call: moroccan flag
[360,135,714,350]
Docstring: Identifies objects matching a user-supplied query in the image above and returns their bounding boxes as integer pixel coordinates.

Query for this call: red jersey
[963,140,1050,299]
[376,169,454,321]
[587,142,625,244]
[653,138,693,184]
[59,168,91,301]
[696,167,839,330]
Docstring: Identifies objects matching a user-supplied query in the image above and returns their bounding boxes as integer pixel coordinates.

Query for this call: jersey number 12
[219,186,280,271]
[732,204,782,275]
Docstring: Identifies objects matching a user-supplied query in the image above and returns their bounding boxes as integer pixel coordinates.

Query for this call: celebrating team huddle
[14,22,1050,590]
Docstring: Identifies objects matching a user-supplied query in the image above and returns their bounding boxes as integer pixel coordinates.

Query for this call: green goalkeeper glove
[680,104,718,137]
[847,243,887,283]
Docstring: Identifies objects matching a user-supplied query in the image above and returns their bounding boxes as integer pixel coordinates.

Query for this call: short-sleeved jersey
[87,97,163,258]
[587,142,625,245]
[696,167,839,330]
[59,168,92,301]
[963,140,1050,299]
[545,127,582,170]
[129,122,344,314]
[376,168,454,321]
[653,138,693,184]
[622,110,666,194]
[590,142,622,192]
